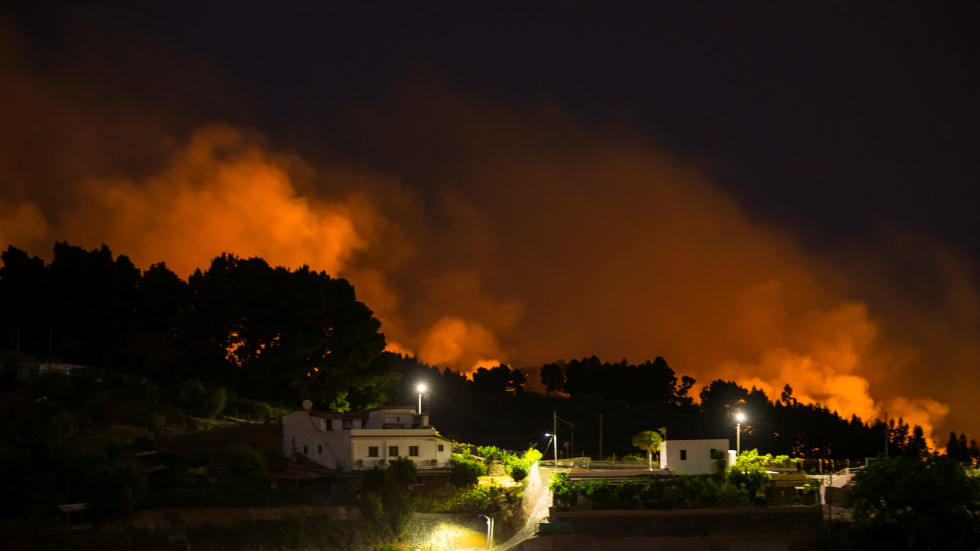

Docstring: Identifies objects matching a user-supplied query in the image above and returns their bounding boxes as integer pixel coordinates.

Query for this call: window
[303,445,308,455]
[343,419,354,430]
[326,419,332,430]
[438,444,444,452]
[710,448,716,459]
[409,446,419,456]
[388,446,399,457]
[680,449,687,460]
[318,444,323,454]
[368,446,379,457]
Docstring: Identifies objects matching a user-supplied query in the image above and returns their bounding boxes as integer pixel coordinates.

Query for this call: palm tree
[632,430,664,470]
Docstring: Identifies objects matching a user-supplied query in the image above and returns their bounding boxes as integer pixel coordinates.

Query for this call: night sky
[1,1,978,445]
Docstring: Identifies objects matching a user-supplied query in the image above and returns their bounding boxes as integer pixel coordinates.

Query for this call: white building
[282,406,452,471]
[658,439,735,475]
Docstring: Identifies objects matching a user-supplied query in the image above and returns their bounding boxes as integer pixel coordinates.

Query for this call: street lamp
[416,383,427,415]
[545,433,558,464]
[480,514,495,549]
[735,412,746,456]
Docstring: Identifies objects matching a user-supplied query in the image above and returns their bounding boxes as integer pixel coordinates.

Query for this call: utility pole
[599,414,603,460]
[570,422,574,457]
[553,411,558,462]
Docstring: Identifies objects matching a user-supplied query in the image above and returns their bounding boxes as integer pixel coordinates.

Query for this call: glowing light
[417,383,427,415]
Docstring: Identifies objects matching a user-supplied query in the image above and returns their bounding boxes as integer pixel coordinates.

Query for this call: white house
[658,439,735,474]
[282,406,452,471]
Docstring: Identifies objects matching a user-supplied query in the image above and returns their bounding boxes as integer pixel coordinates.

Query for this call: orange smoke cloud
[62,124,365,278]
[418,316,506,372]
[0,203,48,250]
[340,84,979,444]
[1,24,977,447]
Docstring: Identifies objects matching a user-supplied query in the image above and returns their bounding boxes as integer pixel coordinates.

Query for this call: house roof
[351,431,452,442]
[568,469,673,481]
[306,405,417,419]
[270,455,345,480]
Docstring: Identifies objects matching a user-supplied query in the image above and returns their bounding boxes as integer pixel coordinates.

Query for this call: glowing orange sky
[1,30,978,448]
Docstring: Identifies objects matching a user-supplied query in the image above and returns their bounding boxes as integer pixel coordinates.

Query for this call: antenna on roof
[302,399,313,411]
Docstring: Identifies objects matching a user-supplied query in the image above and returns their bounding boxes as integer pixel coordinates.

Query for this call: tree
[183,255,396,408]
[699,380,749,422]
[540,362,565,396]
[630,356,678,406]
[631,430,663,470]
[844,453,980,550]
[946,432,970,464]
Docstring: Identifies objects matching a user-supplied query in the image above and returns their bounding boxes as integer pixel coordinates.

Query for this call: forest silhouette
[2,242,975,463]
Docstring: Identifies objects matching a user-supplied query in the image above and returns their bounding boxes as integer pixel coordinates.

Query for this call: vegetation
[0,243,398,411]
[5,242,980,548]
[3,242,966,466]
[631,430,663,470]
[844,453,980,550]
[549,469,764,511]
[360,457,417,538]
[732,449,802,471]
[449,450,487,487]
[476,445,542,482]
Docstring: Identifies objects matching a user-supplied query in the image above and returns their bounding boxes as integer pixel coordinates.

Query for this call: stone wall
[551,506,822,538]
[537,507,823,551]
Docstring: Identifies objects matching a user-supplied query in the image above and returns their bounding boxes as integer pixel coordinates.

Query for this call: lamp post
[416,383,427,415]
[480,514,494,549]
[735,412,746,456]
[545,433,558,464]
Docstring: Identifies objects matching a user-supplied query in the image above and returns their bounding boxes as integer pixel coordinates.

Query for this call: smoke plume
[1,15,978,446]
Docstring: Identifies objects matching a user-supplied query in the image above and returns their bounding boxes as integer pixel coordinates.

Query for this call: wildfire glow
[1,39,977,446]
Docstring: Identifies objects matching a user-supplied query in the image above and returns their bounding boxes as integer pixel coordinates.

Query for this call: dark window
[326,420,332,430]
[368,446,379,457]
[343,419,353,430]
[318,444,323,454]
[710,448,716,458]
[680,449,687,460]
[438,444,444,452]
[409,446,419,456]
[303,445,308,455]
[388,446,399,457]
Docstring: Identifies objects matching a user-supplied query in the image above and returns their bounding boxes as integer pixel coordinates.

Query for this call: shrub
[726,465,771,498]
[664,475,719,508]
[717,480,750,506]
[178,379,208,416]
[360,458,417,536]
[360,491,385,528]
[477,445,506,462]
[204,387,227,419]
[225,445,268,482]
[147,413,166,434]
[388,456,418,488]
[450,451,486,488]
[549,472,577,507]
[510,464,528,482]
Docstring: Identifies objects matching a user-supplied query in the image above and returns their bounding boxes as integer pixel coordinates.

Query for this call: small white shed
[659,439,734,474]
